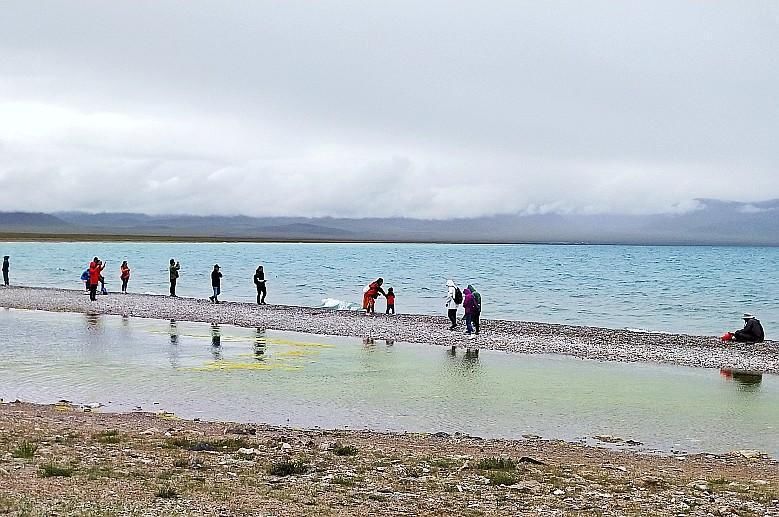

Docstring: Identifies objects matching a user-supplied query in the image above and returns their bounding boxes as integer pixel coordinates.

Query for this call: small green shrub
[12,441,38,459]
[476,457,516,471]
[487,471,518,486]
[155,486,178,499]
[332,443,358,456]
[268,459,308,476]
[39,463,73,478]
[95,430,122,444]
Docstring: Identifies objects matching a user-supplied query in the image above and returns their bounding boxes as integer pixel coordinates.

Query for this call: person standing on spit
[253,265,267,305]
[169,259,180,297]
[385,287,396,314]
[88,257,105,301]
[467,284,481,335]
[120,261,131,294]
[445,280,461,330]
[463,288,477,335]
[209,264,222,303]
[2,256,9,286]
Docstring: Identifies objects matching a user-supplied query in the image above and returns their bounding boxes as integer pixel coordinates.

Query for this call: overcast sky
[1,1,777,219]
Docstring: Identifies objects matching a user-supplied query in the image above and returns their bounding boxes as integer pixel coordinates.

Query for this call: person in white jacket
[445,279,460,330]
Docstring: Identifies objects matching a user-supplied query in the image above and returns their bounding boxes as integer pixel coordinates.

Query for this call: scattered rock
[237,448,256,456]
[730,449,763,459]
[140,427,161,436]
[518,456,545,465]
[508,480,542,493]
[593,435,623,443]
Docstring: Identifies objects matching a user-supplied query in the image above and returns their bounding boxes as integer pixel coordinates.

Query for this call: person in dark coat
[253,265,267,305]
[734,313,765,343]
[169,259,180,297]
[2,256,9,286]
[209,264,222,303]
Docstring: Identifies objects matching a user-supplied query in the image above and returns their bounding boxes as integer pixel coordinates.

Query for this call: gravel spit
[1,285,777,374]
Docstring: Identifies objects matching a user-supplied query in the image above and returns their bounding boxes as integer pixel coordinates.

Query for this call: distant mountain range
[0,199,777,245]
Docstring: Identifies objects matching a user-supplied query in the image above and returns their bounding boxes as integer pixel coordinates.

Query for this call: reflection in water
[85,313,100,330]
[168,320,180,368]
[210,323,222,360]
[385,339,395,346]
[445,347,482,377]
[254,328,266,361]
[121,315,129,327]
[720,368,763,389]
[169,320,179,346]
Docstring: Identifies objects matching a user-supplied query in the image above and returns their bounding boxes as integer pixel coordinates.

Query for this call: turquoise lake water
[0,241,777,336]
[1,309,777,456]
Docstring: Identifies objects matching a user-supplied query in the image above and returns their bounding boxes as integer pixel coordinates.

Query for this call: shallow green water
[1,308,777,456]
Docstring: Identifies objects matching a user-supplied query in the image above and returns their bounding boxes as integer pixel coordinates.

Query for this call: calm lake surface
[1,309,777,456]
[1,241,777,335]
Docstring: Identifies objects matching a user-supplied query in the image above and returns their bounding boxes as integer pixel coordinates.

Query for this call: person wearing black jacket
[734,313,765,343]
[253,265,267,305]
[2,256,8,286]
[209,264,222,303]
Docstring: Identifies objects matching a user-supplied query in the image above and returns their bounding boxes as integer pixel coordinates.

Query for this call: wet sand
[1,285,777,374]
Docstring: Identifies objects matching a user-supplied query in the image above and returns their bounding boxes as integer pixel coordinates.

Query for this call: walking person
[120,261,131,294]
[169,259,180,297]
[88,257,105,301]
[467,284,481,334]
[463,288,477,335]
[253,265,267,304]
[209,264,222,303]
[445,280,462,330]
[2,256,9,286]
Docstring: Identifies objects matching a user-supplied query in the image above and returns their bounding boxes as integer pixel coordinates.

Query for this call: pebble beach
[1,286,777,374]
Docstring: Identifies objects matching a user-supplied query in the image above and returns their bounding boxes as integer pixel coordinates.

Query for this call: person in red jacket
[362,278,386,314]
[88,257,106,301]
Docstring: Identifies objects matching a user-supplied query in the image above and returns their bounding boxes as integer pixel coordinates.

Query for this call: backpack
[453,287,463,305]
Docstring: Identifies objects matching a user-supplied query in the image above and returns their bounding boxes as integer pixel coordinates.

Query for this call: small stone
[553,489,565,496]
[318,442,332,451]
[237,448,256,456]
[731,449,763,459]
[281,442,292,451]
[593,434,623,443]
[140,427,160,436]
[508,480,542,493]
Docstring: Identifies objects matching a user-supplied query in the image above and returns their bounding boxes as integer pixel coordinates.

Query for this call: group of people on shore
[80,257,268,305]
[0,252,769,342]
[361,277,482,335]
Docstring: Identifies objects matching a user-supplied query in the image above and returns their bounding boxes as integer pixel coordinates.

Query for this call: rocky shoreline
[1,286,778,374]
[0,402,777,516]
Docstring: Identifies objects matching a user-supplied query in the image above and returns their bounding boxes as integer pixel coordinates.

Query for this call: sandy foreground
[0,402,776,516]
[0,286,777,374]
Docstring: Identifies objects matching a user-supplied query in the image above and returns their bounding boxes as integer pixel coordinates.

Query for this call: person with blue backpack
[445,280,462,330]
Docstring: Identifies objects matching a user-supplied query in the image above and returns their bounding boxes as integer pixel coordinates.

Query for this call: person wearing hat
[209,264,223,304]
[2,256,9,286]
[733,313,765,343]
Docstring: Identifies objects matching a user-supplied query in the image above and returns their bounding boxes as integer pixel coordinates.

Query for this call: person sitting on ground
[210,264,222,303]
[385,287,396,314]
[363,278,386,314]
[733,313,765,343]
